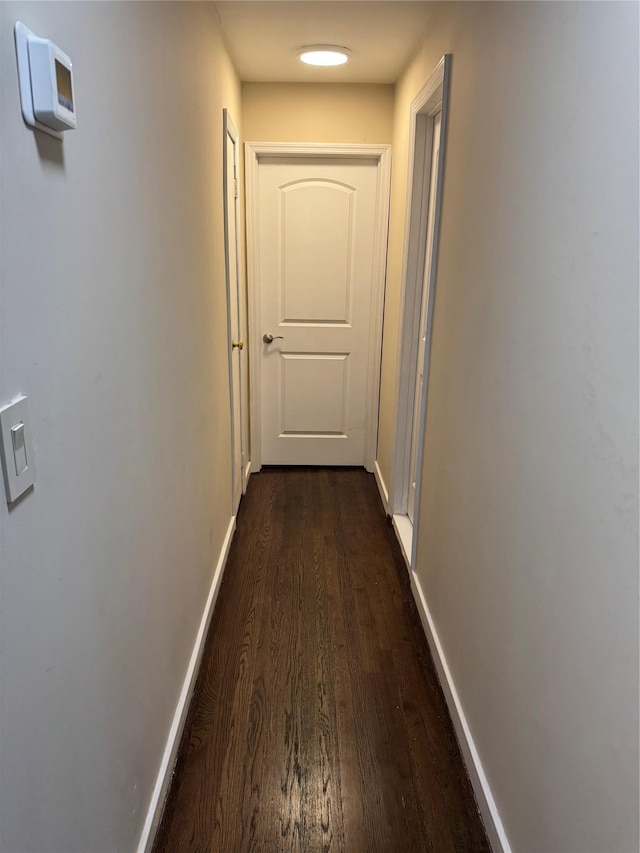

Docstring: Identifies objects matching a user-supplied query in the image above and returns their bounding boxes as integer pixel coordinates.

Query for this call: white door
[223,110,245,513]
[407,111,442,523]
[256,155,382,467]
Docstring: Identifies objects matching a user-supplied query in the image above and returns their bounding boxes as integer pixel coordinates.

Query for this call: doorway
[245,143,391,471]
[223,109,247,514]
[390,56,451,565]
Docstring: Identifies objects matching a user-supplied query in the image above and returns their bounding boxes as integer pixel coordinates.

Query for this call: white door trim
[388,55,451,566]
[223,109,244,513]
[245,142,391,472]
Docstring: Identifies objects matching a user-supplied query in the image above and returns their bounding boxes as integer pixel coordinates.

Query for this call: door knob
[263,333,284,344]
[232,340,244,350]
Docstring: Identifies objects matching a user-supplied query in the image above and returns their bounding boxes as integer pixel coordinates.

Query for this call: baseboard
[137,515,237,853]
[409,570,511,853]
[373,459,389,512]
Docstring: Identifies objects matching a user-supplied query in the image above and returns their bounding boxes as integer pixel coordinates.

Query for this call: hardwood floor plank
[153,468,490,853]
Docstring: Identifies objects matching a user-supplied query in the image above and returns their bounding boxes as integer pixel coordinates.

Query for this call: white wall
[379,2,639,851]
[0,3,241,851]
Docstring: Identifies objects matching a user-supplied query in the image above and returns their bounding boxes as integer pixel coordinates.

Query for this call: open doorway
[390,56,451,566]
[223,109,248,515]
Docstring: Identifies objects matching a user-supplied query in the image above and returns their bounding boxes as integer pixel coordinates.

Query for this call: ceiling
[214,2,434,84]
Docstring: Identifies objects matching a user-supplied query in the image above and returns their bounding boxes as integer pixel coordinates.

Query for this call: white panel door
[257,156,379,466]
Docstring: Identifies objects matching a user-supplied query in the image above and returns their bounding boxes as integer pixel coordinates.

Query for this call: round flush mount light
[297,45,351,67]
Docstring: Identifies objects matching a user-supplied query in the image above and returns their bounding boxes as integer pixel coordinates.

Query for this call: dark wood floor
[154,468,489,852]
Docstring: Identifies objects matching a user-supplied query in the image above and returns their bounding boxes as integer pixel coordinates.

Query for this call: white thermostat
[14,22,77,139]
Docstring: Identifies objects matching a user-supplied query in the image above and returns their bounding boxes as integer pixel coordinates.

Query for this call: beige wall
[242,82,394,142]
[379,2,639,851]
[0,3,241,851]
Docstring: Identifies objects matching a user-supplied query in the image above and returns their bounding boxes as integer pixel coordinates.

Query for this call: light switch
[11,423,27,475]
[0,397,35,503]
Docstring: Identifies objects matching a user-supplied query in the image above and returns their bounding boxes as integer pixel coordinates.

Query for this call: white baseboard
[137,515,237,853]
[373,459,389,512]
[409,570,511,853]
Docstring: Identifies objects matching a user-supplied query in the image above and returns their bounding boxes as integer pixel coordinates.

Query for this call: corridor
[154,468,489,851]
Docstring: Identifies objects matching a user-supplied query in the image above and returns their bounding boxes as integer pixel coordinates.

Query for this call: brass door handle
[232,340,244,350]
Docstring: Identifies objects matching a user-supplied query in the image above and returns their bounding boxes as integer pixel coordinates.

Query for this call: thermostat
[14,22,77,139]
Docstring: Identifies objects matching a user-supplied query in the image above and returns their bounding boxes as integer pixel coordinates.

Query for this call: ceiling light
[297,45,351,67]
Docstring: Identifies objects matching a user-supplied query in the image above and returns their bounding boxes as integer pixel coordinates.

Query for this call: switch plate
[11,424,27,475]
[0,396,35,503]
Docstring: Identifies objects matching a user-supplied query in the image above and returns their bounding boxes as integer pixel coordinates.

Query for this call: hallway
[154,468,489,851]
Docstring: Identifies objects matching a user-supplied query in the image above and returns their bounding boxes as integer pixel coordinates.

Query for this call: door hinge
[234,178,239,199]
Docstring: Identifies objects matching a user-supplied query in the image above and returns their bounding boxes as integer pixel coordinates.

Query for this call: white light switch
[11,423,27,475]
[0,397,35,503]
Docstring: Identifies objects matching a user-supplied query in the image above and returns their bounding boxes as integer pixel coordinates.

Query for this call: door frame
[223,108,246,513]
[389,56,451,566]
[244,142,392,472]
